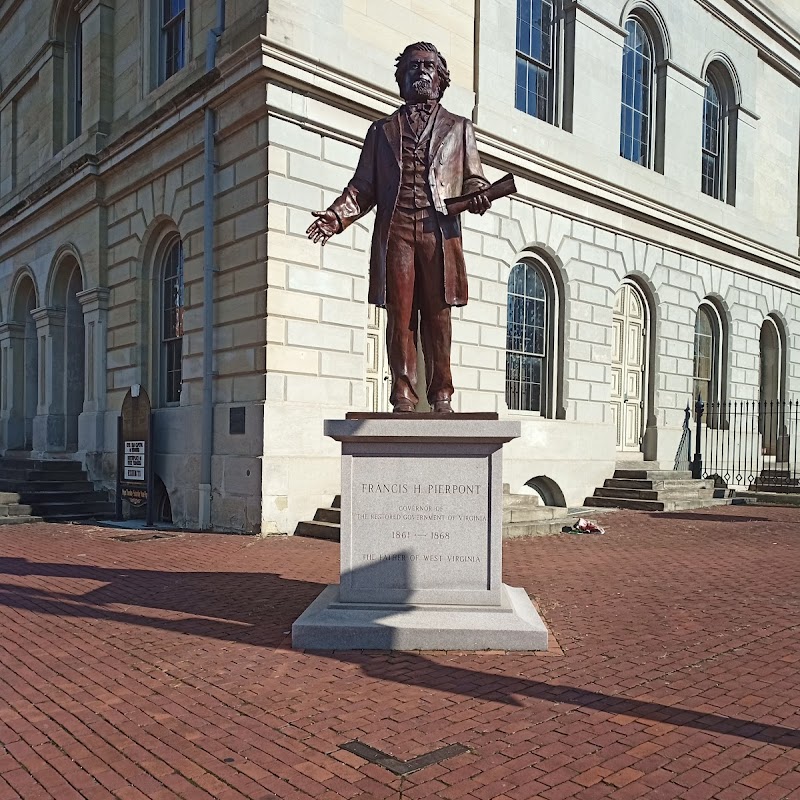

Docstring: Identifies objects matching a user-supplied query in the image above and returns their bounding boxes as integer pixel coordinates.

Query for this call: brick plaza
[0,505,798,800]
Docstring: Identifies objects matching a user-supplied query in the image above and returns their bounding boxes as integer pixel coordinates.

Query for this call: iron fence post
[692,394,705,479]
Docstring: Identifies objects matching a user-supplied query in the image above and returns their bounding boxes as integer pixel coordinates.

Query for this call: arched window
[620,17,656,167]
[759,316,785,405]
[53,2,83,149]
[160,237,184,404]
[701,77,723,199]
[701,61,738,204]
[515,0,559,123]
[69,16,83,141]
[506,260,553,413]
[693,304,717,407]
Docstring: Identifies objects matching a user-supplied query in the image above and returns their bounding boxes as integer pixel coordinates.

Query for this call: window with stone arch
[515,0,560,124]
[693,300,728,426]
[701,60,738,204]
[620,11,666,170]
[160,236,185,405]
[52,1,83,150]
[505,258,559,415]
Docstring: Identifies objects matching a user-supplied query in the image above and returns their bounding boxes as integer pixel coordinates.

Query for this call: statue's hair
[394,42,451,98]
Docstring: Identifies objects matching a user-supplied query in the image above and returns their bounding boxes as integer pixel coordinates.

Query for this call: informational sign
[118,386,153,512]
[124,441,146,481]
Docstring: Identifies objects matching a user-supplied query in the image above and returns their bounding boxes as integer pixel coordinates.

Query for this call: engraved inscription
[349,456,490,592]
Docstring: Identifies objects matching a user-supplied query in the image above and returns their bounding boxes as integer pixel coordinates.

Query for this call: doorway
[366,305,389,412]
[759,316,785,457]
[61,263,85,451]
[611,281,649,452]
[11,277,38,451]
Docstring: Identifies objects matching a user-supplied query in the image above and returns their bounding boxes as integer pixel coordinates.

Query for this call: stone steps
[584,464,723,512]
[0,488,42,525]
[0,500,34,517]
[748,482,800,493]
[733,491,800,506]
[585,496,731,512]
[294,519,341,541]
[0,456,113,523]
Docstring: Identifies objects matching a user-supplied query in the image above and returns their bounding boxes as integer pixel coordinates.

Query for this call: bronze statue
[307,42,492,413]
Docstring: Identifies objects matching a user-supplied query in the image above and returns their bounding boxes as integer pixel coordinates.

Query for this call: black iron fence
[682,398,800,490]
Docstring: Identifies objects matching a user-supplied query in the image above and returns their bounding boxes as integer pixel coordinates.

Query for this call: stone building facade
[1,0,799,533]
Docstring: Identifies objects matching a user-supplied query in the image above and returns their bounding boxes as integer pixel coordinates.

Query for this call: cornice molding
[563,1,627,38]
[695,0,800,84]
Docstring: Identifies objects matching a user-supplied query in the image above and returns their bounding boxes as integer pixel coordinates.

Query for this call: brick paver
[0,505,798,799]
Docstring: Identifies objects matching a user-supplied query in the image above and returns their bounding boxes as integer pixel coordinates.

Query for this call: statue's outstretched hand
[306,210,341,246]
[467,193,491,215]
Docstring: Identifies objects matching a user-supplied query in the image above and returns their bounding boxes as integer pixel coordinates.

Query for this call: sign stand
[116,386,154,525]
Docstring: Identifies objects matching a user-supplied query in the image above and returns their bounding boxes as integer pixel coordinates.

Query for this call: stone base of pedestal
[292,583,548,651]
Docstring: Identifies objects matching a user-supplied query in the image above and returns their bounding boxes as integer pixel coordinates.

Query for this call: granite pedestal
[292,415,548,651]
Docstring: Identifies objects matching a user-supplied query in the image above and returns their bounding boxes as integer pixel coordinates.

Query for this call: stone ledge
[292,583,548,651]
[324,418,521,443]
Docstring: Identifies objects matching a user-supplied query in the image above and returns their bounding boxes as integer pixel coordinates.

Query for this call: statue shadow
[0,555,325,649]
[1,553,798,751]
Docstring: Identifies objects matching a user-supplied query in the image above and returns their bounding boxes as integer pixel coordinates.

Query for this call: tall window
[161,238,184,404]
[693,305,716,406]
[506,262,548,412]
[701,62,738,204]
[701,77,724,199]
[57,5,83,148]
[515,0,557,123]
[620,18,654,166]
[159,0,186,83]
[70,21,83,140]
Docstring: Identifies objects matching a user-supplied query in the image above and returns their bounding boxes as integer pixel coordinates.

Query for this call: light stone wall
[100,81,269,532]
[3,0,800,533]
[262,47,800,513]
[265,0,477,115]
[263,101,372,532]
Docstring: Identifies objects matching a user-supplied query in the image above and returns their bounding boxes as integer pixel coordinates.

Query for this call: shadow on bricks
[320,650,800,749]
[0,556,324,648]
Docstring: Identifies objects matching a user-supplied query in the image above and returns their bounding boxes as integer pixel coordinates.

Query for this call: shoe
[432,399,454,413]
[393,400,415,413]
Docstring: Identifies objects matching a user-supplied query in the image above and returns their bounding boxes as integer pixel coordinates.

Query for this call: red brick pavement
[0,505,798,799]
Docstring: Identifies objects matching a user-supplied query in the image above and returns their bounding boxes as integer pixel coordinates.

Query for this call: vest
[396,106,438,209]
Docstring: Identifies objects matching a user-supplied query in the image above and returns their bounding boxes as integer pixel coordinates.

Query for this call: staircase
[0,456,115,522]
[0,491,41,525]
[294,489,604,541]
[750,469,800,493]
[294,495,341,540]
[584,461,725,512]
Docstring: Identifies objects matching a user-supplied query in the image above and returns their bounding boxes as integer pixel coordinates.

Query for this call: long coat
[328,105,489,307]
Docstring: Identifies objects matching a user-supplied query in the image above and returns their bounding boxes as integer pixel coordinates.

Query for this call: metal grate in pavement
[110,532,177,543]
[340,741,470,776]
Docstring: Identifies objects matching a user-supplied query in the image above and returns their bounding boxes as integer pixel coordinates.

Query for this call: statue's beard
[411,78,435,99]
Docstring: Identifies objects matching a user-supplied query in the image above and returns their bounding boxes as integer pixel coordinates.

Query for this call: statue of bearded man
[307,42,491,413]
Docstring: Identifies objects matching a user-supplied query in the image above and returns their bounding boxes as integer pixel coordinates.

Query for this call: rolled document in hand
[444,173,517,216]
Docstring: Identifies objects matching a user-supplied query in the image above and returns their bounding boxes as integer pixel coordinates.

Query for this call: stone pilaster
[0,323,26,451]
[31,307,67,452]
[77,0,114,138]
[76,287,110,465]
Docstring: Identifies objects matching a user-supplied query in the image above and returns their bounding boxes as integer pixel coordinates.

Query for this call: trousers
[385,207,454,407]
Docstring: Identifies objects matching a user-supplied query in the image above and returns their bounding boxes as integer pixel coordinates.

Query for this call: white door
[610,283,648,452]
[366,306,389,412]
